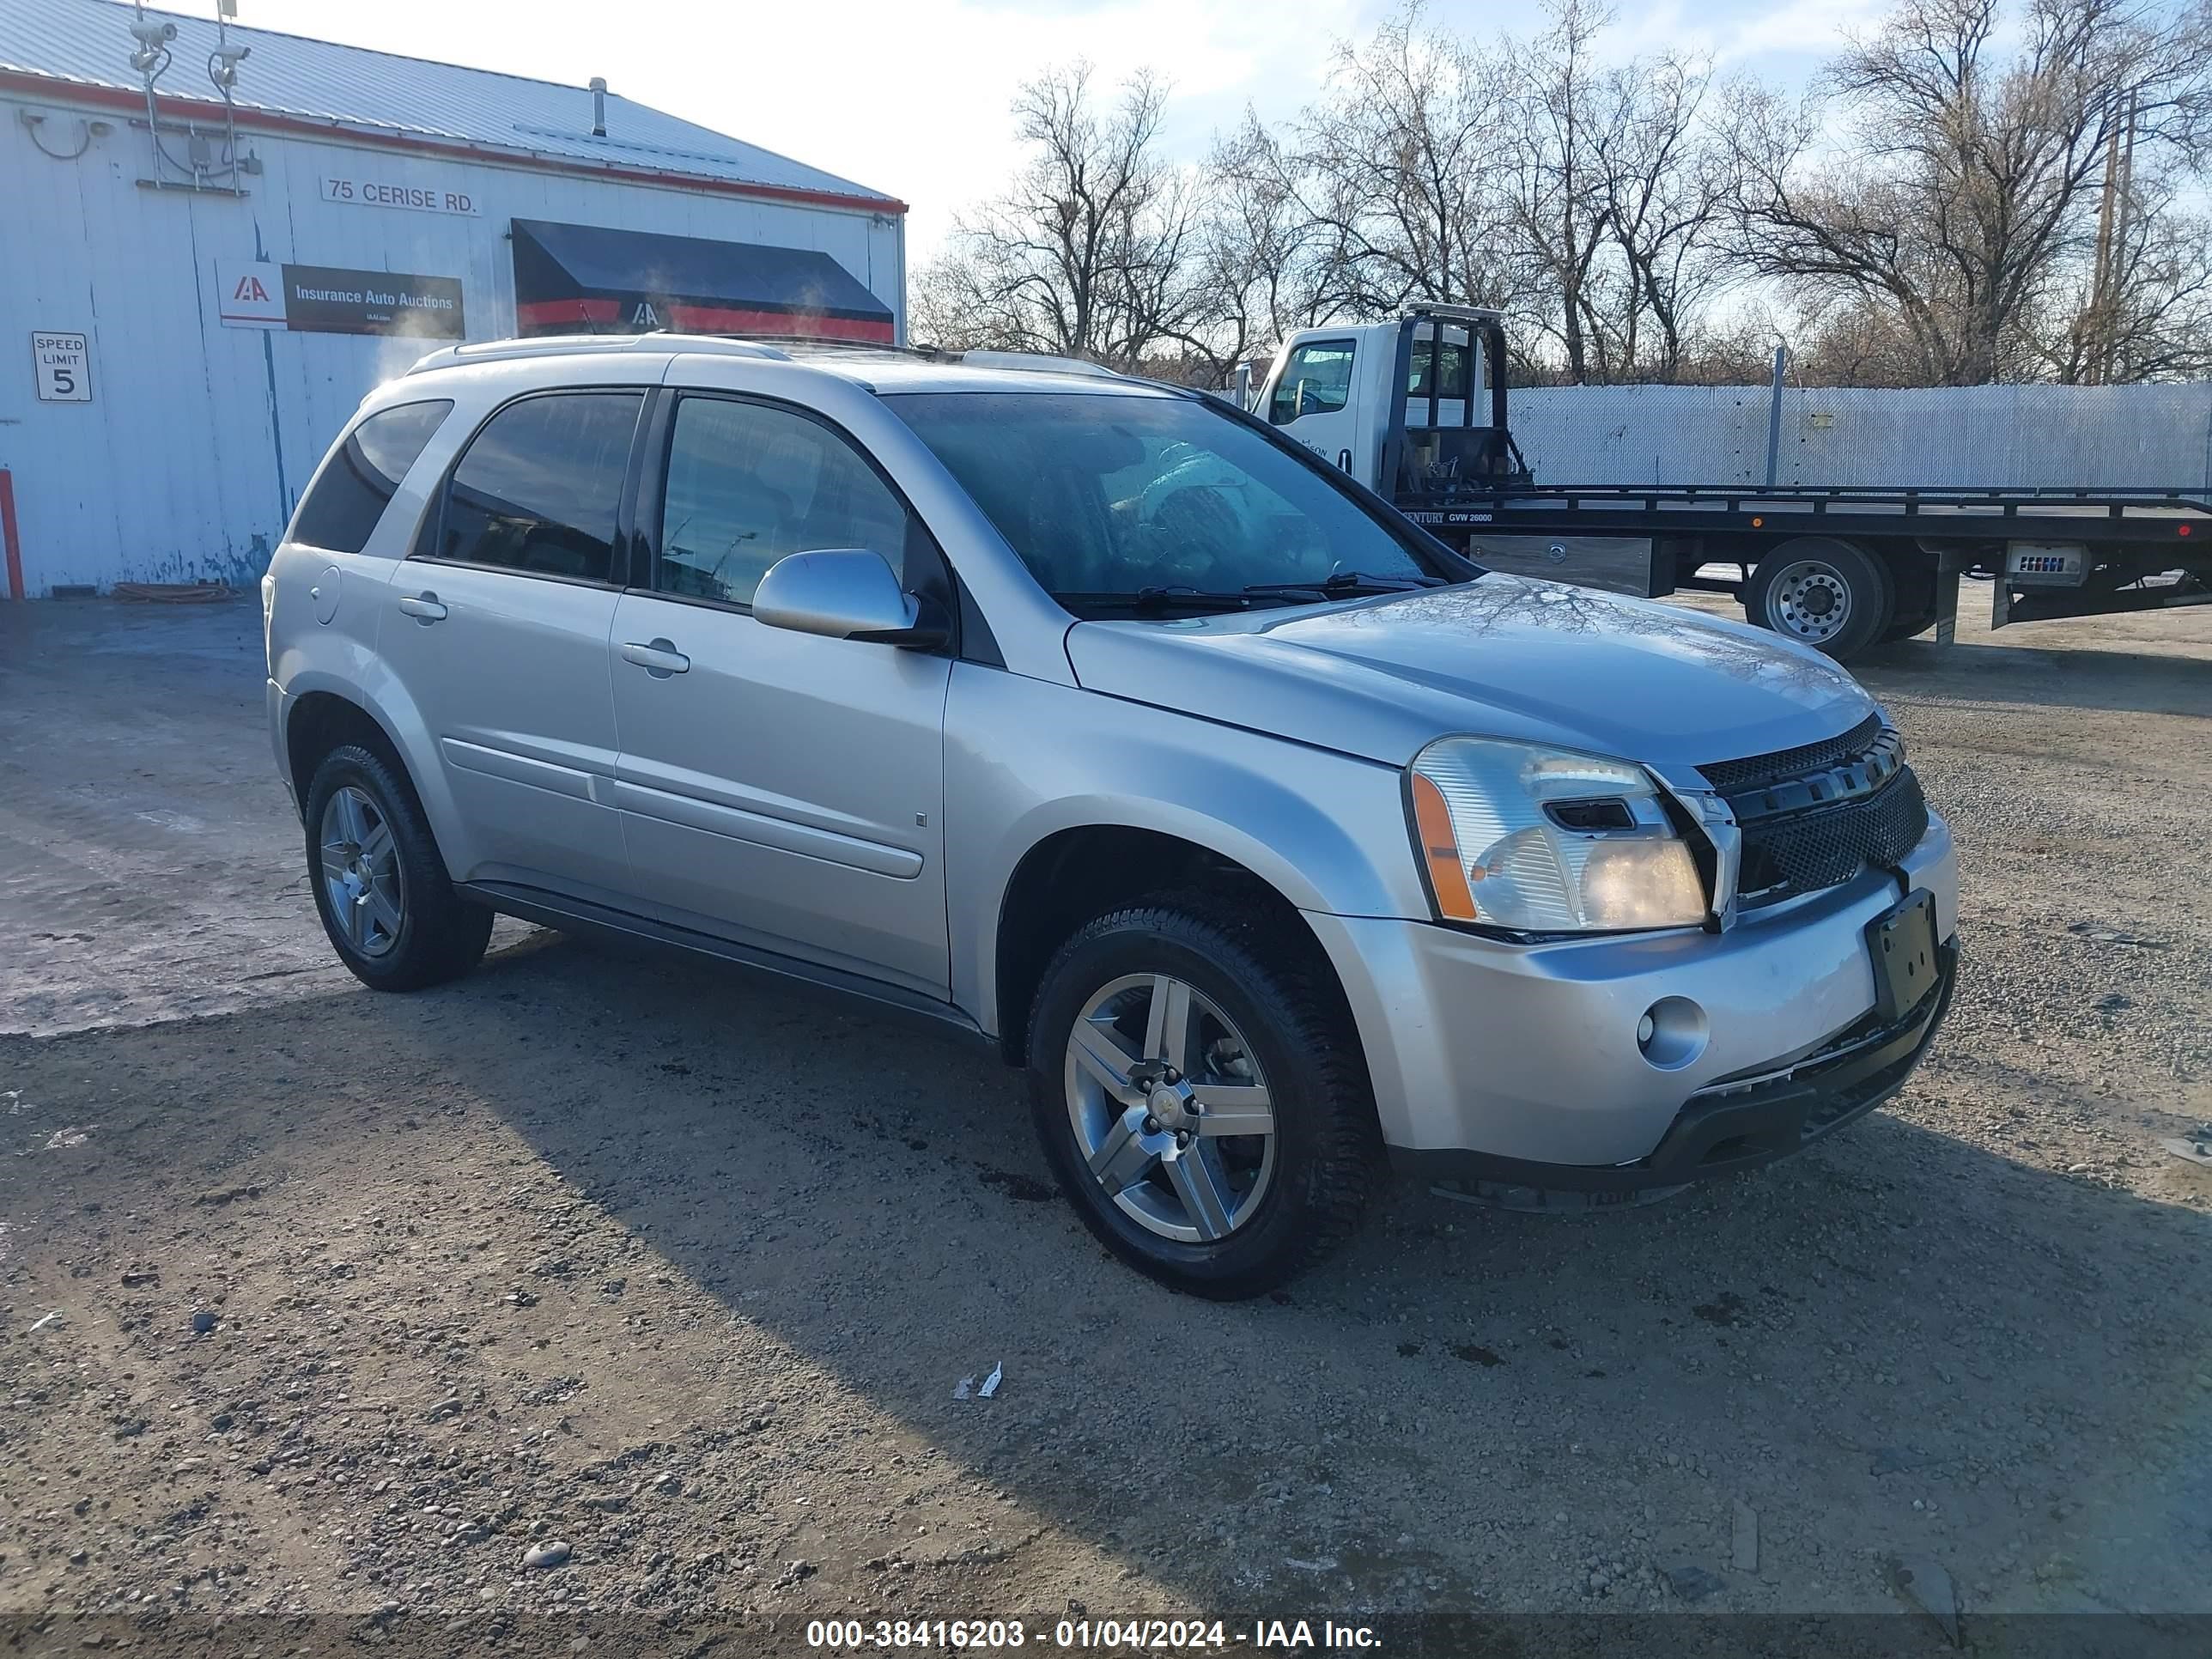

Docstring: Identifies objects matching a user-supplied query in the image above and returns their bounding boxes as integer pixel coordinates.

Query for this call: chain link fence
[1507,381,2212,491]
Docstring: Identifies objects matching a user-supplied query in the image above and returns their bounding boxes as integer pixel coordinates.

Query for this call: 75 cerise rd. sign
[321,175,479,216]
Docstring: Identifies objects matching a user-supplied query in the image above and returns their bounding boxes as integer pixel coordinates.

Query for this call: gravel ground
[2,591,2209,1650]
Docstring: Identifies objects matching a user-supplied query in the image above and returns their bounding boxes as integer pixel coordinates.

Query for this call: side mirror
[752,548,949,649]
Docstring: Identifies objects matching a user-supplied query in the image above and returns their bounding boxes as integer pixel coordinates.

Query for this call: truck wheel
[1024,896,1379,1299]
[1744,538,1893,659]
[303,744,492,992]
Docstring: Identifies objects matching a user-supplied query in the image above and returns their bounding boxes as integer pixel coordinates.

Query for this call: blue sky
[175,0,1888,258]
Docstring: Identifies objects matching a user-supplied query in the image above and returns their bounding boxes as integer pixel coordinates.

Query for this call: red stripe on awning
[514,298,894,343]
[664,303,894,342]
[516,298,623,331]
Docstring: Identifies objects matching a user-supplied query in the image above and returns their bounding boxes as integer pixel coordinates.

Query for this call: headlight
[1408,737,1708,932]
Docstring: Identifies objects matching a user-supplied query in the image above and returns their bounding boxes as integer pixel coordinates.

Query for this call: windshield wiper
[1053,586,1285,614]
[1239,570,1447,601]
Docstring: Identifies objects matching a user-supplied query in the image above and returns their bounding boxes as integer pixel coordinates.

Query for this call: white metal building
[0,0,906,596]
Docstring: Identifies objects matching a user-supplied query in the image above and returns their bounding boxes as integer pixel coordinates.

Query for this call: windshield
[882,390,1451,611]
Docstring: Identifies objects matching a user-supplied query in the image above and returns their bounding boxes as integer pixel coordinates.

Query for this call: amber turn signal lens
[1410,772,1479,921]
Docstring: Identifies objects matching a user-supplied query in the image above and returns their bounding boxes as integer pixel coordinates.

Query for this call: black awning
[510,218,894,342]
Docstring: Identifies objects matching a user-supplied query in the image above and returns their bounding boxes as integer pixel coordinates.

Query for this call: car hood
[1062,574,1877,772]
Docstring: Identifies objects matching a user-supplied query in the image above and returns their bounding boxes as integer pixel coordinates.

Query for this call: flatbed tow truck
[1251,304,2212,659]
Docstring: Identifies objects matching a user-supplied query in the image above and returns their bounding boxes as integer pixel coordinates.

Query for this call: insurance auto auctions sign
[218,262,465,339]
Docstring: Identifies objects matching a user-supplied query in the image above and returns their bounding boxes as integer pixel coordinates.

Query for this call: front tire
[1744,537,1893,659]
[303,744,491,991]
[1024,896,1379,1298]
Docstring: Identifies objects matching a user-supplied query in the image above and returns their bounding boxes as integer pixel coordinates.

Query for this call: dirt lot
[3,590,2210,1650]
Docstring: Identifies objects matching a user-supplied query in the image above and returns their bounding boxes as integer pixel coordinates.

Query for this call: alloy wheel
[1063,973,1277,1243]
[1762,557,1853,644]
[318,784,405,958]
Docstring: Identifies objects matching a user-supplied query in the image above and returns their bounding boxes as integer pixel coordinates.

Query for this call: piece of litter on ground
[1668,1564,1724,1602]
[28,1311,62,1333]
[1283,1556,1337,1573]
[1731,1500,1759,1572]
[2162,1137,2212,1170]
[978,1361,1003,1399]
[2065,924,2168,949]
[952,1376,974,1401]
[1887,1554,1962,1647]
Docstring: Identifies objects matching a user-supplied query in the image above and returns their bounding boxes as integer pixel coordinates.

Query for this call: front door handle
[620,638,690,678]
[398,592,447,623]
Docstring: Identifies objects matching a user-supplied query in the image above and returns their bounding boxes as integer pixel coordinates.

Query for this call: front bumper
[1396,938,1954,1192]
[1304,809,1958,1178]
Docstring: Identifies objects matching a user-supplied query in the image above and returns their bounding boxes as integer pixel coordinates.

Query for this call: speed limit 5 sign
[33,332,91,402]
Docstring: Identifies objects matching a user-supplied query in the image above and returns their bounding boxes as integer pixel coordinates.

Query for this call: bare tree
[1186,114,1334,372]
[911,64,1200,370]
[1285,5,1527,321]
[1723,0,2212,386]
[1504,0,1627,383]
[1601,51,1731,380]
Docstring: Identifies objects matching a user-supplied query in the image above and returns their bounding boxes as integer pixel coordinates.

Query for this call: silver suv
[264,335,1958,1297]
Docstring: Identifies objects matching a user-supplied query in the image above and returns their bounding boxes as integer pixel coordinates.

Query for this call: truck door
[1265,337,1361,477]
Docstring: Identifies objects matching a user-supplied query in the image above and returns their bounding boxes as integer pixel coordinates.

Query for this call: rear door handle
[397,592,447,623]
[620,638,690,677]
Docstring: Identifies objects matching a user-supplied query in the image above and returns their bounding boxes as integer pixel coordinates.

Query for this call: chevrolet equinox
[264,335,1959,1297]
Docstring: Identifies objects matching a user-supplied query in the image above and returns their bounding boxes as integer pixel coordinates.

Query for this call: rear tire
[1024,895,1379,1299]
[303,744,491,992]
[1743,538,1893,659]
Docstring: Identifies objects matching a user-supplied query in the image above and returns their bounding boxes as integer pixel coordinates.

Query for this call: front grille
[1697,711,1885,794]
[1698,713,1928,909]
[1735,768,1929,908]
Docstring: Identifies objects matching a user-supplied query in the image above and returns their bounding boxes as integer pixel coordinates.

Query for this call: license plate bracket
[1865,889,1938,1024]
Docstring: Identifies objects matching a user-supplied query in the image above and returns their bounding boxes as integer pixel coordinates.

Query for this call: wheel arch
[989,823,1347,1068]
[285,689,411,812]
[277,671,464,869]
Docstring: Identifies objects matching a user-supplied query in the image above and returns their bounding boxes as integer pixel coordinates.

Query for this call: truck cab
[1255,305,1521,498]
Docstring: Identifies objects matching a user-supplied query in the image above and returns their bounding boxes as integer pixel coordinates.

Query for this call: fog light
[1637,997,1709,1071]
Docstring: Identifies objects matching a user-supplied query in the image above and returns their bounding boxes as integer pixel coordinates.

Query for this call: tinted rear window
[436,392,641,584]
[290,401,453,556]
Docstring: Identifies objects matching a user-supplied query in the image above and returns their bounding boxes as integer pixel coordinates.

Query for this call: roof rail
[704,334,956,362]
[404,332,794,375]
[955,349,1124,380]
[404,333,1132,381]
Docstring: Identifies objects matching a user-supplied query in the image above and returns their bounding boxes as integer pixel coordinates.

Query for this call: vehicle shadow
[1656,588,2212,719]
[1856,635,2212,718]
[301,930,2212,1616]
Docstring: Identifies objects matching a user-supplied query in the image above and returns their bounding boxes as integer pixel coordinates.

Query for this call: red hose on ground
[112,582,233,604]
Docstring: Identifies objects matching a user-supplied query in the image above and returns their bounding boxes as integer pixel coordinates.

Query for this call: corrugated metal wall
[0,93,904,593]
[1510,382,2212,491]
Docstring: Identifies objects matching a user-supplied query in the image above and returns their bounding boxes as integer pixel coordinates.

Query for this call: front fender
[943,664,1427,1036]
